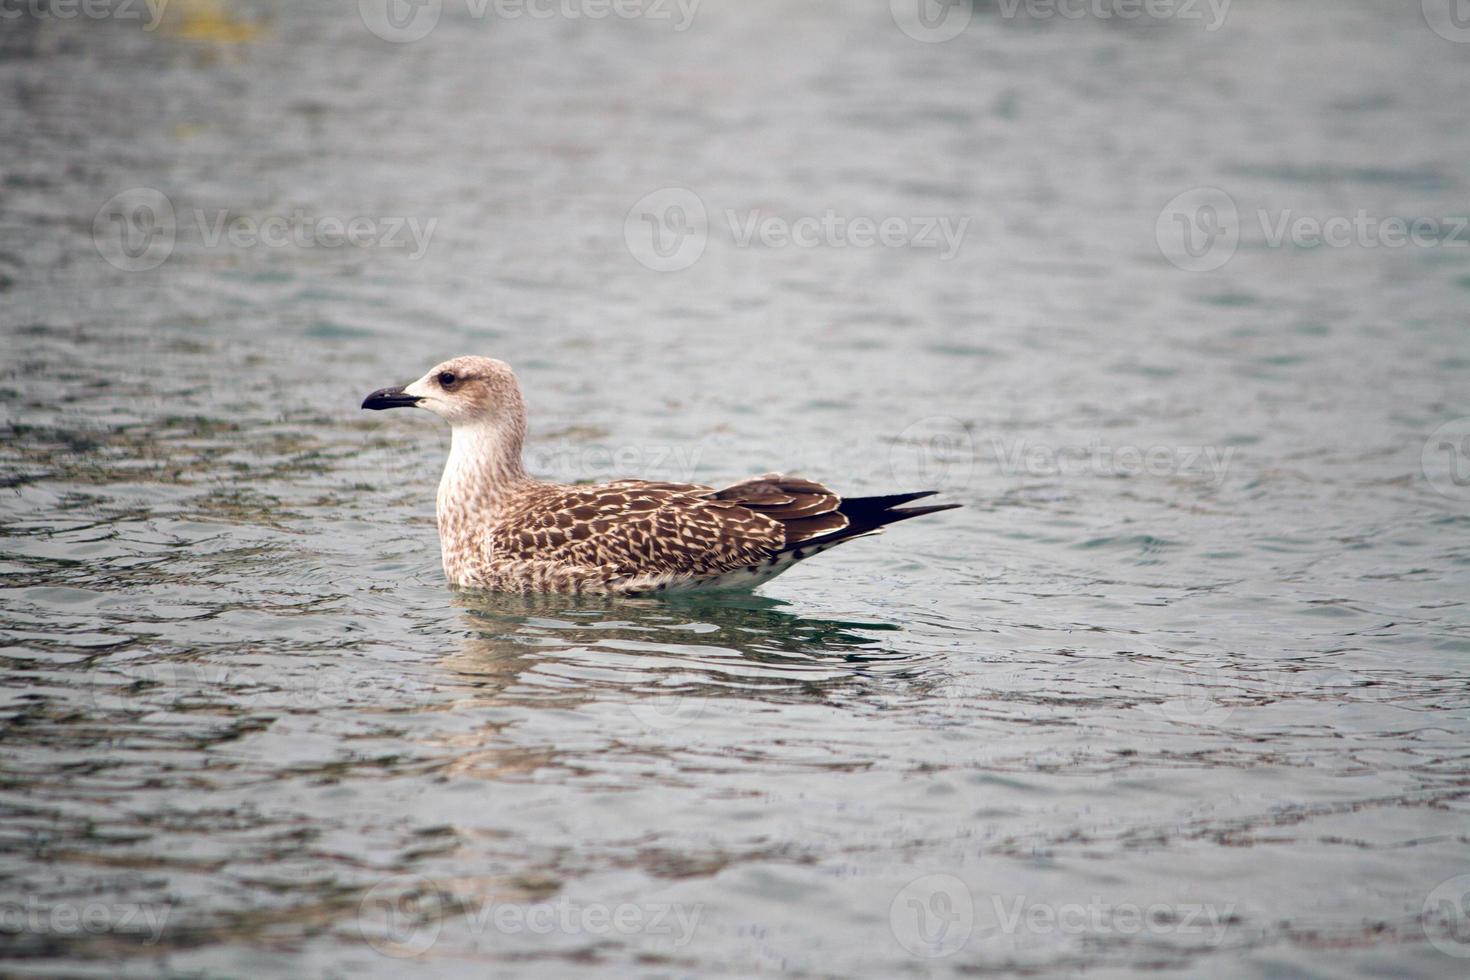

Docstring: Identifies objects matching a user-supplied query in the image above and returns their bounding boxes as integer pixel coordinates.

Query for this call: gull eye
[436,371,457,387]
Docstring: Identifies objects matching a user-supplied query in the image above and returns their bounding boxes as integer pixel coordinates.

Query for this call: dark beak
[361,385,421,411]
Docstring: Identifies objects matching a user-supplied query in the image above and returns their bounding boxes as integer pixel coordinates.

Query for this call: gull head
[361,355,524,428]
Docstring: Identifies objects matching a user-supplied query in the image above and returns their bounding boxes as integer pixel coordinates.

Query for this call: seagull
[362,356,960,595]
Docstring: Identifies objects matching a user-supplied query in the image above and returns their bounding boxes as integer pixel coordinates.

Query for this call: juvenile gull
[362,356,959,595]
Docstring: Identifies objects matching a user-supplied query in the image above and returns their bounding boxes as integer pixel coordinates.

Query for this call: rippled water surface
[3,1,1470,976]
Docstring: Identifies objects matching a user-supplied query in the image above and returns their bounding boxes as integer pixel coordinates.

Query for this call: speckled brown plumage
[362,356,960,595]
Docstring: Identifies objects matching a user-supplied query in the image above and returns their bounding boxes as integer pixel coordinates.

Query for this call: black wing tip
[862,501,963,529]
[841,490,941,510]
[784,492,960,552]
[885,502,963,519]
[836,491,961,523]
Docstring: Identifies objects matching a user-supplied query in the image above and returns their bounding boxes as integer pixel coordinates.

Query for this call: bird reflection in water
[429,592,926,780]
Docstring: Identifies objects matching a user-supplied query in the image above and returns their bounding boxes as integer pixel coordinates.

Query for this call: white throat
[437,420,530,529]
[435,420,532,584]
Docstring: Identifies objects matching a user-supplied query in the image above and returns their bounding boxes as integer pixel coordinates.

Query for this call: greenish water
[2,1,1470,976]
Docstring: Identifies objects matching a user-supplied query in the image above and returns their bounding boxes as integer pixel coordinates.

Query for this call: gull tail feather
[779,492,961,554]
